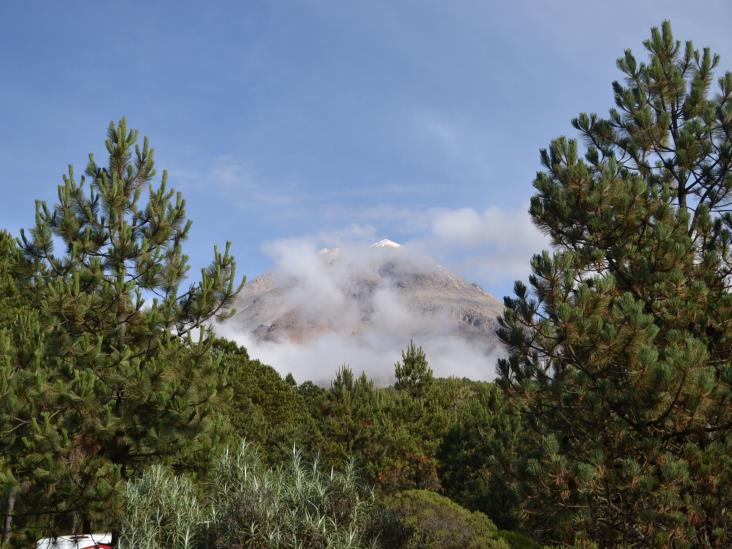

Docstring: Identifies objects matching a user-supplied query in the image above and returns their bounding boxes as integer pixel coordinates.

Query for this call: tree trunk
[1,486,17,546]
[82,515,92,534]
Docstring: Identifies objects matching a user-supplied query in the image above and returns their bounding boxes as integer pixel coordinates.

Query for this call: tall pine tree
[0,231,50,546]
[498,21,732,546]
[4,119,244,540]
[394,341,433,399]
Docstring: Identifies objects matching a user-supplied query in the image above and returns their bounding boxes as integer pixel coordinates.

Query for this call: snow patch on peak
[370,239,402,249]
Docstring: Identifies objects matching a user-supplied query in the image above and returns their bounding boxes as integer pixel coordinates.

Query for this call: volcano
[226,240,504,357]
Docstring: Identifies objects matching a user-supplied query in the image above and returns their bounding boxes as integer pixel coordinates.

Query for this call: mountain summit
[370,238,402,249]
[223,241,504,375]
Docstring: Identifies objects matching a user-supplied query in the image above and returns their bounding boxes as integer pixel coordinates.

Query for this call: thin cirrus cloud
[171,155,301,208]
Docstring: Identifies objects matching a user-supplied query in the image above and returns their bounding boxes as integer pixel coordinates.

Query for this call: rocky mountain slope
[227,239,504,354]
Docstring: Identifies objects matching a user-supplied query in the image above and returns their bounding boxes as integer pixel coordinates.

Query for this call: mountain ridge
[228,240,504,352]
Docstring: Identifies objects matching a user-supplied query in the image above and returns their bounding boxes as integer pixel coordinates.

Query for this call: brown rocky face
[225,241,503,349]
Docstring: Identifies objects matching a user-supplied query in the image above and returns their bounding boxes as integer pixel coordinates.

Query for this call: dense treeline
[1,20,732,548]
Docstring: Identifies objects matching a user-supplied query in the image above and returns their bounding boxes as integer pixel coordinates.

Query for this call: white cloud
[432,207,485,244]
[431,205,546,250]
[425,204,551,286]
[300,204,548,293]
[217,237,506,384]
[213,202,550,384]
[217,328,502,386]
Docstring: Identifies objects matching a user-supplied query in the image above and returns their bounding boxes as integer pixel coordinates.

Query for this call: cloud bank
[216,205,549,385]
[216,239,501,384]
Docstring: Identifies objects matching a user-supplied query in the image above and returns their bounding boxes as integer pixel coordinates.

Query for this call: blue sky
[1,0,731,299]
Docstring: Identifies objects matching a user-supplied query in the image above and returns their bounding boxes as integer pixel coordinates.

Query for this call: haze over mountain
[217,239,505,383]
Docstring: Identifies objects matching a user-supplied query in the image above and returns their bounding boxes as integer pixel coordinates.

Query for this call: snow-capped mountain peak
[370,238,402,249]
[221,240,505,381]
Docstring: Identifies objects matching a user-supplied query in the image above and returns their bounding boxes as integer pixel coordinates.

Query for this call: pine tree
[0,231,46,545]
[437,383,526,530]
[394,341,433,399]
[7,119,244,537]
[498,21,732,546]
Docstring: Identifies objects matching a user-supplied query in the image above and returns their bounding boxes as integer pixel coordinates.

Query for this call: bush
[119,465,206,549]
[497,530,544,549]
[381,489,509,549]
[119,441,379,548]
[208,441,378,548]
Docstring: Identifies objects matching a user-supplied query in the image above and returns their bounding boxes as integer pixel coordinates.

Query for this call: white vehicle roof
[35,533,112,549]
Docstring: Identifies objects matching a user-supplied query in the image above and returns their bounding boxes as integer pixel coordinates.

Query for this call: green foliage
[0,232,44,547]
[438,383,526,530]
[310,365,382,467]
[295,345,533,512]
[117,441,543,549]
[394,341,433,398]
[213,339,318,464]
[208,441,378,549]
[0,232,33,324]
[498,21,732,546]
[119,465,206,549]
[1,118,244,539]
[308,360,488,494]
[118,441,378,548]
[381,489,509,549]
[496,530,543,549]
